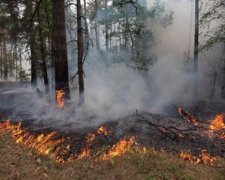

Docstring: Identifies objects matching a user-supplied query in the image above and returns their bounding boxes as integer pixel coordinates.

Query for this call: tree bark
[193,0,199,97]
[221,44,225,99]
[37,7,49,94]
[3,31,8,80]
[104,0,109,50]
[94,0,100,50]
[77,0,85,105]
[51,0,70,98]
[26,0,37,87]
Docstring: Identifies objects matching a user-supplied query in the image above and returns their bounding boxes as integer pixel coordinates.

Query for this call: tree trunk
[51,0,70,98]
[37,7,49,94]
[77,0,85,105]
[0,46,2,78]
[193,0,199,97]
[3,32,8,80]
[83,0,89,50]
[104,0,109,50]
[26,0,37,87]
[95,0,100,50]
[221,44,225,99]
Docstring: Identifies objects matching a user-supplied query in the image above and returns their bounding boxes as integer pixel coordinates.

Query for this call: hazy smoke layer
[0,0,223,128]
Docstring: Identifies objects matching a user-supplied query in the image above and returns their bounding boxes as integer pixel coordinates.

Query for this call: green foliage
[200,0,225,50]
[88,0,173,70]
[18,69,29,82]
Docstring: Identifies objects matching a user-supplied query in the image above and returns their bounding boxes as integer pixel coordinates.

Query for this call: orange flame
[0,120,146,162]
[97,126,109,136]
[77,147,91,160]
[56,90,65,109]
[0,120,66,162]
[98,137,146,160]
[179,150,216,165]
[86,133,96,143]
[209,114,225,130]
[178,108,198,125]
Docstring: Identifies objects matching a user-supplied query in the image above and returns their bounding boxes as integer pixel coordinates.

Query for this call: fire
[87,133,96,143]
[178,108,198,125]
[0,120,146,162]
[179,150,216,165]
[56,90,65,108]
[97,126,109,136]
[77,147,91,160]
[0,120,66,162]
[209,114,225,130]
[98,136,145,160]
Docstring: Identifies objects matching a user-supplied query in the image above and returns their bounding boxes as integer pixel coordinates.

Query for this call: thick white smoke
[1,0,223,128]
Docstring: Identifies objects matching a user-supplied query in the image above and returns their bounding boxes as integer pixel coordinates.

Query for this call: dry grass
[0,131,225,180]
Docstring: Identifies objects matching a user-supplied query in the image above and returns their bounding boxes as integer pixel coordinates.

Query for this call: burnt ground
[0,87,225,179]
[0,87,225,162]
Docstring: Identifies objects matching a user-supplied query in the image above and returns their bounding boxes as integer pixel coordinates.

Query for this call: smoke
[0,0,223,128]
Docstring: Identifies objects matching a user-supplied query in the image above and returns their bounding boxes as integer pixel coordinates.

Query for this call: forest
[0,0,225,179]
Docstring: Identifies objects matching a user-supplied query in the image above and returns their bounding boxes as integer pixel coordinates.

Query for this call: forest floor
[1,131,225,180]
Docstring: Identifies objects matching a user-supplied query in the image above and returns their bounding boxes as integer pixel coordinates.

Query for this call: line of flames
[179,150,217,165]
[0,120,145,163]
[1,112,224,164]
[178,111,225,165]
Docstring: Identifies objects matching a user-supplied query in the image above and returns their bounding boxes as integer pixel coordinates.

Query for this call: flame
[98,137,145,160]
[209,114,225,130]
[87,133,96,143]
[77,147,91,159]
[97,126,109,136]
[56,90,65,108]
[0,120,146,162]
[179,150,216,165]
[0,120,66,162]
[178,108,198,125]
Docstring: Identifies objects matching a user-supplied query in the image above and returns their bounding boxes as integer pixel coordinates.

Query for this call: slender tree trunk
[26,0,37,87]
[83,0,89,50]
[104,0,109,50]
[3,32,8,80]
[95,0,100,50]
[30,31,37,87]
[193,0,199,97]
[0,37,3,77]
[77,0,84,105]
[210,71,217,102]
[51,0,70,99]
[221,44,225,99]
[37,8,49,94]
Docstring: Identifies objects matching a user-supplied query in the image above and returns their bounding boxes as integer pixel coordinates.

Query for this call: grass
[0,131,225,180]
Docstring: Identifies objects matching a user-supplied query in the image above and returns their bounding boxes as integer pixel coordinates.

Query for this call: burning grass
[0,120,146,163]
[1,110,225,166]
[179,150,217,165]
[0,131,224,180]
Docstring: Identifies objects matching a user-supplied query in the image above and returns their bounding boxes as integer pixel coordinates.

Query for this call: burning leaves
[179,150,217,165]
[0,120,145,163]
